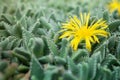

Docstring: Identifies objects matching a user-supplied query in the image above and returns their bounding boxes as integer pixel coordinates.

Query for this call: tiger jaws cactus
[0,0,120,80]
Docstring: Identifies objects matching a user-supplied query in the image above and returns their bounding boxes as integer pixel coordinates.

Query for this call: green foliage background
[0,0,120,80]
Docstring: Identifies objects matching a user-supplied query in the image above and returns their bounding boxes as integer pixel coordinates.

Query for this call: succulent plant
[0,0,120,80]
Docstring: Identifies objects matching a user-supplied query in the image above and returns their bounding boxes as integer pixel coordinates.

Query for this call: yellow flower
[107,0,120,15]
[59,13,109,51]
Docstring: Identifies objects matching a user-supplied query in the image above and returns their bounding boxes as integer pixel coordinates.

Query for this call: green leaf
[1,14,13,25]
[108,20,120,32]
[0,30,9,37]
[78,62,89,80]
[14,47,31,61]
[63,71,77,80]
[59,38,69,58]
[67,57,79,76]
[0,37,9,49]
[103,10,109,22]
[0,61,8,72]
[38,55,53,63]
[54,56,66,65]
[47,37,59,55]
[12,52,29,65]
[3,22,13,35]
[88,55,97,80]
[36,28,46,35]
[13,22,22,38]
[44,67,59,80]
[101,67,112,80]
[108,35,116,52]
[93,40,107,61]
[72,49,88,62]
[17,65,29,73]
[112,67,120,80]
[40,17,52,29]
[15,9,22,20]
[22,28,34,50]
[116,41,120,59]
[29,19,40,33]
[31,55,44,80]
[29,38,45,57]
[6,37,16,49]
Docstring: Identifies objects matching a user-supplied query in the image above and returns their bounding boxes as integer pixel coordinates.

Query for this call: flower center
[75,26,91,38]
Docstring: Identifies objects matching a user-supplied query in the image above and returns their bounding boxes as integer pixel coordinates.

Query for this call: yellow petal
[59,31,74,38]
[71,37,82,50]
[89,37,95,43]
[93,30,108,37]
[85,13,90,26]
[90,19,107,30]
[80,13,84,24]
[93,35,99,43]
[85,37,91,51]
